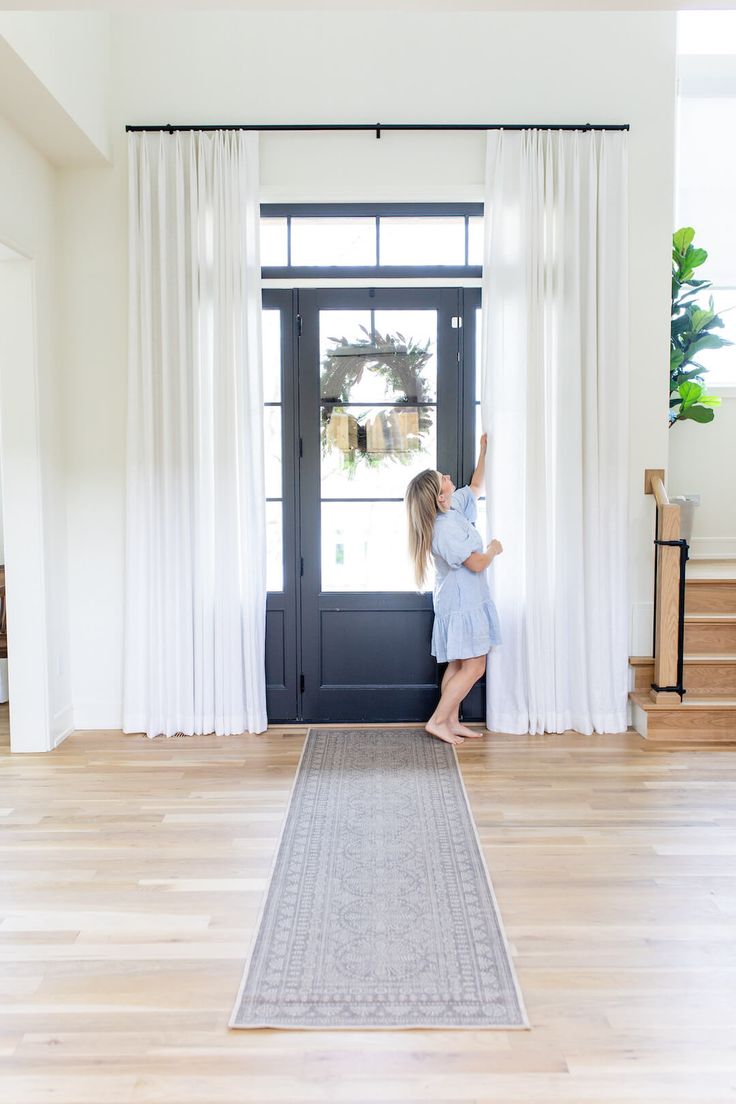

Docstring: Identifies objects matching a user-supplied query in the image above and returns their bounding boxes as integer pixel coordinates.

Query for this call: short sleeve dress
[430,486,502,663]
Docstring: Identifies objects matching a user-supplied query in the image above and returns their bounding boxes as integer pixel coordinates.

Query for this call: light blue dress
[430,486,502,663]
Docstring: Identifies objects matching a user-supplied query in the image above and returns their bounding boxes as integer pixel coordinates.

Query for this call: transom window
[260,204,484,273]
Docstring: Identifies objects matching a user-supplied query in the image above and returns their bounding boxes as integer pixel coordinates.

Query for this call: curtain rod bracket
[376,122,381,140]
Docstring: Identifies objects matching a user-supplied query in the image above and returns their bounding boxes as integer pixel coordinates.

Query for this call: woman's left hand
[479,432,488,454]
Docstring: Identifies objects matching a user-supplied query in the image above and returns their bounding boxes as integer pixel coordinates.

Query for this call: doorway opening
[262,285,484,723]
[0,242,53,753]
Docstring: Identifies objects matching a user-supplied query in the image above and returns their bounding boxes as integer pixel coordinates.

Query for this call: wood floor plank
[1,708,735,1102]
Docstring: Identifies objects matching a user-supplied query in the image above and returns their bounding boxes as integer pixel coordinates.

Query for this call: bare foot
[451,722,484,739]
[425,719,464,746]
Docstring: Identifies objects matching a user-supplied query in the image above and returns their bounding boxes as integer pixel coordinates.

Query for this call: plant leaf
[674,367,707,385]
[673,227,695,253]
[680,405,716,423]
[678,380,704,407]
[691,307,715,333]
[687,333,732,357]
[684,246,708,269]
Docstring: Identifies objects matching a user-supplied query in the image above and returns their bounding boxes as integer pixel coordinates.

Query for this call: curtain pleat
[124,130,267,737]
[481,129,629,735]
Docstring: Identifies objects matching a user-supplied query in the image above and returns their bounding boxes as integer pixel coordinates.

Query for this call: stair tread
[686,576,736,584]
[684,613,736,622]
[683,653,736,662]
[630,691,736,710]
[630,654,736,664]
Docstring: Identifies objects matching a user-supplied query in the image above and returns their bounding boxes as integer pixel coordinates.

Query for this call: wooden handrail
[644,469,683,705]
[644,468,669,508]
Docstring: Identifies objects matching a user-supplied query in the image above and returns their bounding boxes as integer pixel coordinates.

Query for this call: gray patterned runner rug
[230,727,528,1029]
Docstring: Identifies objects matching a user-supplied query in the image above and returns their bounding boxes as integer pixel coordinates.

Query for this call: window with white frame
[678,12,736,387]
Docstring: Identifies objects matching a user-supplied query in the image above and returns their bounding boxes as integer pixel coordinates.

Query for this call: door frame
[263,284,484,723]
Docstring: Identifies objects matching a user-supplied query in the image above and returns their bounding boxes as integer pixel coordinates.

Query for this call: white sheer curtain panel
[481,128,629,735]
[124,130,267,738]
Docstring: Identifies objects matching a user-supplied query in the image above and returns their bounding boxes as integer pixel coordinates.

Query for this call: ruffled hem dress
[430,486,502,663]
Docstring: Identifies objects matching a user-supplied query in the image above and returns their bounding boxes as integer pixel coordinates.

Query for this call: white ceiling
[1,0,736,11]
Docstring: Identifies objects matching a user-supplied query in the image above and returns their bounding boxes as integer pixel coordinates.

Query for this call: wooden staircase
[630,558,736,742]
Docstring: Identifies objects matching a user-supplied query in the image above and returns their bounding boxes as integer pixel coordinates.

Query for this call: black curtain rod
[126,121,629,136]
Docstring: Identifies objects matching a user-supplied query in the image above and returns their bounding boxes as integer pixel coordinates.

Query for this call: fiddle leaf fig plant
[670,227,727,427]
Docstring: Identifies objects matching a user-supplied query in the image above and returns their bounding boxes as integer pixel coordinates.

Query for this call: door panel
[298,288,460,721]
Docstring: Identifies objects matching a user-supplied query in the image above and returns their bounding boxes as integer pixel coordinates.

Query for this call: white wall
[670,71,736,554]
[669,399,736,556]
[61,9,677,726]
[0,115,72,747]
[0,11,111,162]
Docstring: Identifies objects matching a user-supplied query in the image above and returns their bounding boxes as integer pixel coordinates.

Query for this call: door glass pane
[320,310,437,403]
[475,306,482,401]
[266,500,283,592]
[263,406,282,499]
[379,217,465,266]
[321,502,416,591]
[321,405,436,498]
[262,308,281,403]
[291,218,376,266]
[468,216,484,266]
[474,404,487,544]
[260,218,288,268]
[319,307,440,590]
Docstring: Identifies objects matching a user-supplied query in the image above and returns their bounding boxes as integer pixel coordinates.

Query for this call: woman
[405,434,503,746]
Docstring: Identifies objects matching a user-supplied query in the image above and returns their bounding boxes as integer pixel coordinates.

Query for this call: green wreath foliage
[320,326,433,474]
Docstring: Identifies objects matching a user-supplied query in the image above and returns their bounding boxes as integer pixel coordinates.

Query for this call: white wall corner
[631,602,654,658]
[0,12,112,166]
[53,704,74,748]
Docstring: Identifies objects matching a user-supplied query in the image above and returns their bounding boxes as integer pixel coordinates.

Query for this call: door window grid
[474,306,487,544]
[261,296,484,595]
[263,308,284,591]
[319,308,438,591]
[260,205,483,271]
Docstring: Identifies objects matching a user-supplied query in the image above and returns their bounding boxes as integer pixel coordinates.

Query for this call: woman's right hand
[487,539,503,558]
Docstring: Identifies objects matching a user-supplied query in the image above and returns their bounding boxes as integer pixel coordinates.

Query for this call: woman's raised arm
[469,433,487,497]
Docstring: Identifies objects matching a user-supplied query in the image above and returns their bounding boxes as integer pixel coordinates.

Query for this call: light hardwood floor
[1,712,736,1103]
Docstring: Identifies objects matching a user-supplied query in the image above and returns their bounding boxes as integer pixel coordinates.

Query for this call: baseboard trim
[73,703,123,731]
[52,705,74,749]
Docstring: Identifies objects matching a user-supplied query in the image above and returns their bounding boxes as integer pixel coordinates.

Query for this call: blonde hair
[405,469,442,590]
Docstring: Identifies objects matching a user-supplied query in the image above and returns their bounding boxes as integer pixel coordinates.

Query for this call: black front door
[298,288,460,721]
[264,286,484,723]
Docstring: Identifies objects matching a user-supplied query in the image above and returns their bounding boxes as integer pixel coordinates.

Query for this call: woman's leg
[441,660,483,738]
[426,656,487,745]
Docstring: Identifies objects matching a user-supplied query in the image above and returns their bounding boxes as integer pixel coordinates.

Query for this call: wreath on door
[320,327,433,474]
